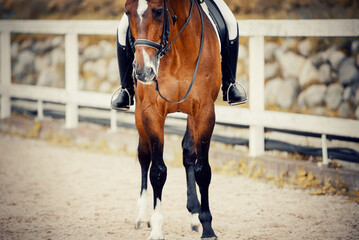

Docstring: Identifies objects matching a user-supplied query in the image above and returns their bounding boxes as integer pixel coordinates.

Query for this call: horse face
[125,0,165,84]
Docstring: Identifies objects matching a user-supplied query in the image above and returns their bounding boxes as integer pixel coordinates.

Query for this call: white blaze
[149,199,164,240]
[142,48,152,69]
[142,48,158,75]
[137,0,148,23]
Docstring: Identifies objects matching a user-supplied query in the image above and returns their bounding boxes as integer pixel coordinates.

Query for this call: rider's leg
[213,0,247,105]
[111,15,135,111]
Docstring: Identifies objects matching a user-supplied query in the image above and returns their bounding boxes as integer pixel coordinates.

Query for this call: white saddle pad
[199,2,222,52]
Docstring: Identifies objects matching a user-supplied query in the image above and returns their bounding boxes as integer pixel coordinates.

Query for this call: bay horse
[125,0,221,239]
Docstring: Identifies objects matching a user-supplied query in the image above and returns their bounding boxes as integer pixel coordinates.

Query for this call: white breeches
[117,14,129,46]
[117,0,238,45]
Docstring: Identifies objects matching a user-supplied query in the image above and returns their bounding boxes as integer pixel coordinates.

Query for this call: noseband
[129,0,204,104]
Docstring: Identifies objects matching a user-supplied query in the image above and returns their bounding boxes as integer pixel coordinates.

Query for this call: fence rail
[1,19,359,161]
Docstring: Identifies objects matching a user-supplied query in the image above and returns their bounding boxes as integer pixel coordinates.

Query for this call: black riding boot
[111,33,135,111]
[221,27,247,105]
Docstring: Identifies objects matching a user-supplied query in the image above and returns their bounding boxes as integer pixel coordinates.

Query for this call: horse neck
[167,0,201,56]
[169,0,192,22]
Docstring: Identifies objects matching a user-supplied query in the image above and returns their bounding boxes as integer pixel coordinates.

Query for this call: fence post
[37,100,44,121]
[321,134,329,165]
[0,31,11,119]
[65,33,79,129]
[110,109,117,132]
[248,36,265,157]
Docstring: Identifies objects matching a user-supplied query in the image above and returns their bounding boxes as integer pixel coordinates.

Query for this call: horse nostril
[134,65,156,82]
[145,67,155,77]
[135,67,141,77]
[135,71,145,81]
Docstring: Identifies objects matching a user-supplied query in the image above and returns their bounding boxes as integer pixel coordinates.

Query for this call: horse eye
[153,8,163,18]
[124,10,129,16]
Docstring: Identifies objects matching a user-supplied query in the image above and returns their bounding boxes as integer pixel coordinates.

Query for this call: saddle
[200,0,228,51]
[126,0,228,54]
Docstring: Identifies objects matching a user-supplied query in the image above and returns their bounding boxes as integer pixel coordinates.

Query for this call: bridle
[129,0,205,104]
[130,0,172,58]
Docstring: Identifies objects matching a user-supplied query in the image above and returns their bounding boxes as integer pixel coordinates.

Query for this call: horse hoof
[201,237,218,240]
[134,221,151,229]
[134,221,141,230]
[191,224,199,232]
[148,235,164,240]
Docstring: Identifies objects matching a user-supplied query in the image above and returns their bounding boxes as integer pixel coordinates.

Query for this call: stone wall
[11,35,119,93]
[78,36,118,93]
[11,35,359,119]
[11,35,65,88]
[237,37,359,119]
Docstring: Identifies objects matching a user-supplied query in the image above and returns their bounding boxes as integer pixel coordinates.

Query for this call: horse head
[125,0,170,85]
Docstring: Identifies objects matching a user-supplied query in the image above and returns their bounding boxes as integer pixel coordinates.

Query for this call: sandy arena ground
[0,133,358,240]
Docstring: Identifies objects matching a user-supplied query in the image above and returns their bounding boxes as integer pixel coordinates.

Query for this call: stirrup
[227,82,248,106]
[110,86,132,111]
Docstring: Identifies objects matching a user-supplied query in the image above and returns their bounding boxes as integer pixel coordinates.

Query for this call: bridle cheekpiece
[129,0,195,59]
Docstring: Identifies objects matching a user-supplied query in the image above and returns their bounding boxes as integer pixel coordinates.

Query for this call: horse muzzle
[133,63,156,84]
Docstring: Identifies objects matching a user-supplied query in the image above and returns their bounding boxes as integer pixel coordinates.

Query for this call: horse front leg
[182,116,201,232]
[135,137,151,229]
[135,110,152,229]
[142,110,167,240]
[194,108,217,240]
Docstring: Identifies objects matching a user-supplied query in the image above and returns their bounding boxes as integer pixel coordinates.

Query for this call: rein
[155,0,204,104]
[131,0,205,105]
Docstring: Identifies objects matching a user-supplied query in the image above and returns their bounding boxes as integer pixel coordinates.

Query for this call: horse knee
[182,138,196,167]
[194,163,212,188]
[138,140,151,166]
[150,162,167,190]
[183,148,196,168]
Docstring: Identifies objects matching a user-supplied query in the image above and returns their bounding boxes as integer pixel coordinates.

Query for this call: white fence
[1,19,359,161]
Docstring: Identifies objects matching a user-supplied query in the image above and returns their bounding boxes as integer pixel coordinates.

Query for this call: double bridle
[129,0,204,104]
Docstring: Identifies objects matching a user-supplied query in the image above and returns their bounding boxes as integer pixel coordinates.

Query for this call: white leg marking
[135,190,150,228]
[191,213,200,231]
[191,213,200,226]
[137,0,148,23]
[148,199,164,240]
